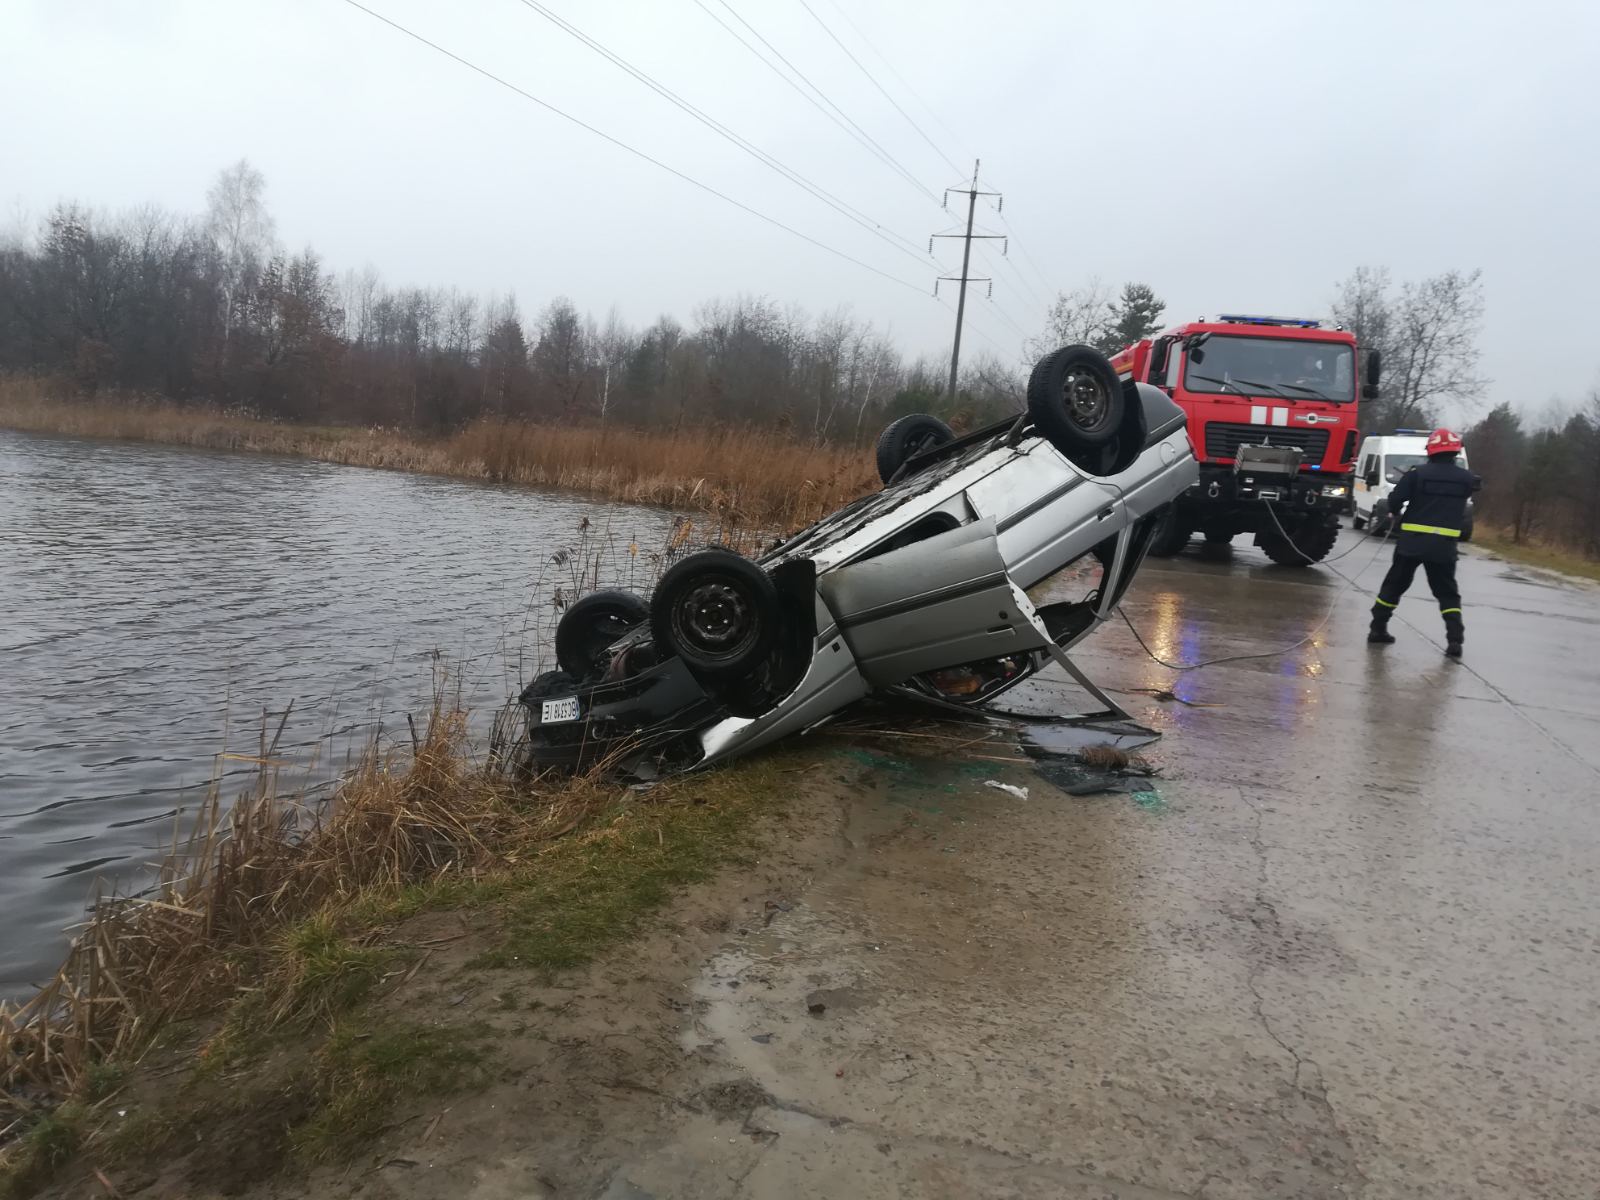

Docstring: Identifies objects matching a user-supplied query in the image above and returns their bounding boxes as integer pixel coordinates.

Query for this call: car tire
[1369,503,1391,538]
[1146,506,1190,557]
[651,549,780,679]
[1461,518,1474,543]
[1026,345,1125,451]
[1203,530,1233,546]
[555,589,650,679]
[876,414,955,485]
[1260,517,1340,566]
[1352,513,1367,531]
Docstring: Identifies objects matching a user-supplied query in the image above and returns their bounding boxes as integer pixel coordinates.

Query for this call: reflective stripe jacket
[1390,458,1482,562]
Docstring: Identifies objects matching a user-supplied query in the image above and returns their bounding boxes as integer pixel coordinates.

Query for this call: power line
[698,0,942,207]
[338,0,927,295]
[796,0,964,179]
[511,0,932,270]
[983,295,1034,346]
[976,235,1049,313]
[819,0,972,167]
[935,294,1017,367]
[988,203,1058,299]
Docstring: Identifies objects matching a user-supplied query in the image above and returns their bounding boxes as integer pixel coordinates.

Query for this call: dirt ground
[57,534,1600,1200]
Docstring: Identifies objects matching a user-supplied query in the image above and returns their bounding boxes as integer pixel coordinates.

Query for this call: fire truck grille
[1204,423,1329,461]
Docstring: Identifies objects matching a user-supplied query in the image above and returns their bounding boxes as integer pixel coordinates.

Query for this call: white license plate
[540,696,580,725]
[1258,488,1282,501]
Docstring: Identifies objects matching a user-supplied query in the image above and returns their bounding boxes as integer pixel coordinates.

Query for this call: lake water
[0,430,676,997]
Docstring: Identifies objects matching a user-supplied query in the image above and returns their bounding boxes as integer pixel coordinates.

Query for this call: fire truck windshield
[1184,336,1354,402]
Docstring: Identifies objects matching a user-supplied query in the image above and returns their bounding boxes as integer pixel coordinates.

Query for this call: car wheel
[1026,345,1125,451]
[651,549,780,679]
[1352,514,1366,531]
[1146,506,1191,557]
[1203,530,1233,546]
[876,414,955,485]
[555,589,650,679]
[1460,518,1474,543]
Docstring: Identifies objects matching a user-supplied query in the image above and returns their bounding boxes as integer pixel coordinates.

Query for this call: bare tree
[1388,269,1488,427]
[1026,278,1112,360]
[1334,266,1486,429]
[1331,265,1392,369]
[205,160,275,347]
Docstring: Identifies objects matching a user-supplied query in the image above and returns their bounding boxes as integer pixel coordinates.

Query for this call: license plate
[540,696,580,725]
[1258,488,1282,501]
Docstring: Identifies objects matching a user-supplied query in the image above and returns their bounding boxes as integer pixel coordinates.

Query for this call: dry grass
[1471,525,1600,584]
[0,690,801,1193]
[0,691,630,1119]
[0,377,875,530]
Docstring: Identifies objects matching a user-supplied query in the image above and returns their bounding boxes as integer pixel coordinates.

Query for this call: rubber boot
[1368,608,1396,645]
[1444,612,1464,659]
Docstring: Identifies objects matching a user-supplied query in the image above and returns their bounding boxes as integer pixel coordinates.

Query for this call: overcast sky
[5,0,1599,417]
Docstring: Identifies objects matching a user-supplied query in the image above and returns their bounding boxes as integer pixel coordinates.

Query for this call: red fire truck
[1109,315,1378,565]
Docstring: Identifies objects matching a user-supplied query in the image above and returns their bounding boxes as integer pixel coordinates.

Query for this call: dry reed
[0,696,607,1116]
[0,377,876,531]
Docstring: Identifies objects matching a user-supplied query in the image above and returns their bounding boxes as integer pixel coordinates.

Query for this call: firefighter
[1368,428,1482,657]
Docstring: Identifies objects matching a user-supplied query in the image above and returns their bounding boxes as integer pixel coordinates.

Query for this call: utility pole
[931,159,1004,403]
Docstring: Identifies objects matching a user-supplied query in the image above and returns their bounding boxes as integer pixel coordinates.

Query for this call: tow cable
[1116,501,1393,673]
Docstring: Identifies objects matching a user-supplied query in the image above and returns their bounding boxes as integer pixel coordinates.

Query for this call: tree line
[0,162,1024,443]
[5,162,1595,559]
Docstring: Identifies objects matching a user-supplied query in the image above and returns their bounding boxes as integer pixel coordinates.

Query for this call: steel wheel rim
[674,577,755,658]
[1062,368,1110,431]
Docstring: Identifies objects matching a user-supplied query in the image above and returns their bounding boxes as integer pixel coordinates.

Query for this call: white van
[1352,431,1473,539]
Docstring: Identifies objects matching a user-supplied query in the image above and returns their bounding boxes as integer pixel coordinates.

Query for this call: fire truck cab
[1109,315,1377,566]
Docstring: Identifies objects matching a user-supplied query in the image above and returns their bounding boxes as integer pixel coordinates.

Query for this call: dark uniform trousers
[1375,554,1461,614]
[1369,456,1480,644]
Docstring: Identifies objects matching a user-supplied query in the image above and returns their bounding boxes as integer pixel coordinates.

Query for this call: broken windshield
[1184,336,1354,402]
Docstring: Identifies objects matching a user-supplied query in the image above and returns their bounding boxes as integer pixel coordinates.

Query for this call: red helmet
[1426,428,1463,456]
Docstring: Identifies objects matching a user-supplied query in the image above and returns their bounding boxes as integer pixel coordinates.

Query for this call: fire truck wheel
[1146,506,1191,557]
[1026,345,1124,450]
[1260,517,1340,566]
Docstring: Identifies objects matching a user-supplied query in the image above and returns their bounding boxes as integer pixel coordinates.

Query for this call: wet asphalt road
[604,531,1600,1199]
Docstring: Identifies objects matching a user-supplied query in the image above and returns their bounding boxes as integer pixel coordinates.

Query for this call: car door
[961,442,1122,591]
[816,518,1053,688]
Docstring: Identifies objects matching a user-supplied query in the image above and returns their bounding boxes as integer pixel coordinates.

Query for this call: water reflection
[0,430,678,994]
[1130,580,1333,735]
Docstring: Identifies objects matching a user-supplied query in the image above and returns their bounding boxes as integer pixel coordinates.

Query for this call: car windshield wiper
[1276,382,1332,399]
[1189,374,1287,397]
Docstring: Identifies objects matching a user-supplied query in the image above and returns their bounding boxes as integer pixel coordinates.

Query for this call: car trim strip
[837,571,1012,630]
[996,475,1086,534]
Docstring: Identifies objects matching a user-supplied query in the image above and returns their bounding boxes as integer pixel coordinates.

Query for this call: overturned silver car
[519,345,1198,773]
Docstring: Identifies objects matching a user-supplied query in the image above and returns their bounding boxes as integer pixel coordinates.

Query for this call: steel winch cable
[1115,501,1393,673]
